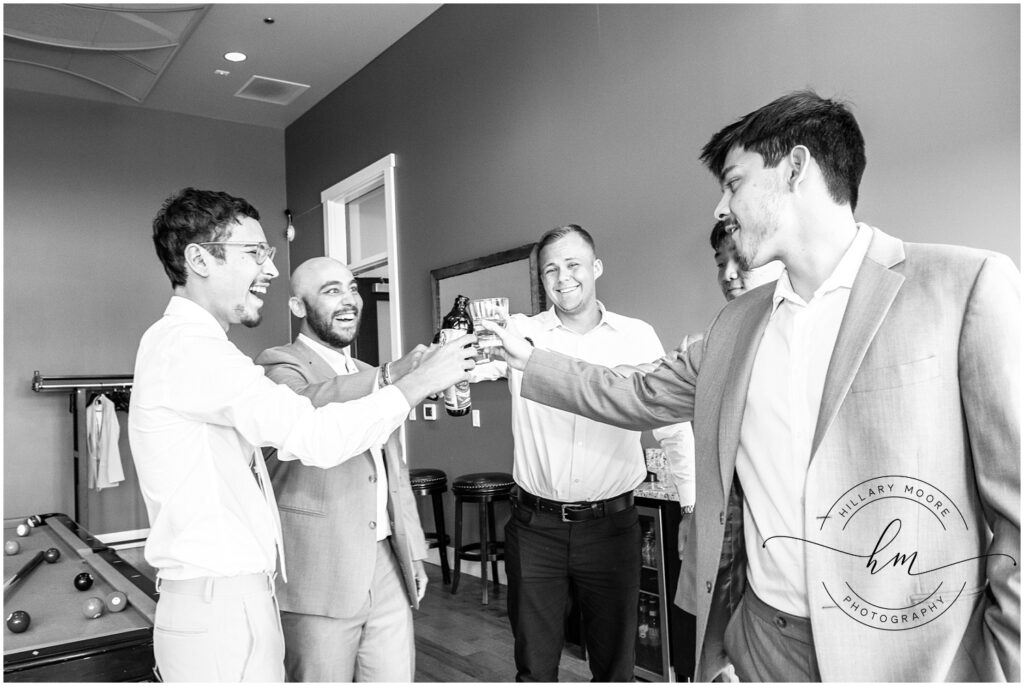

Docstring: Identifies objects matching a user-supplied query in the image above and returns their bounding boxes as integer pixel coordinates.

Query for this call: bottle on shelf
[637,596,650,646]
[641,527,656,568]
[647,602,661,649]
[438,295,473,416]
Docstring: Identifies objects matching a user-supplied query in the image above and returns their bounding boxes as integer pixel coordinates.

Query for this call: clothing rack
[32,371,134,529]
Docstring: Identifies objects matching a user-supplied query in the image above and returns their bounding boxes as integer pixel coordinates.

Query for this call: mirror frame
[430,243,546,330]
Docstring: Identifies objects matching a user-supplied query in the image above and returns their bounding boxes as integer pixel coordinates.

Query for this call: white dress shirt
[737,223,873,617]
[129,297,410,580]
[475,303,695,504]
[297,333,391,541]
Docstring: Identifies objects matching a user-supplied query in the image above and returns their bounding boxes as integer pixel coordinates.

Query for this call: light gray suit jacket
[522,228,1020,682]
[255,340,428,617]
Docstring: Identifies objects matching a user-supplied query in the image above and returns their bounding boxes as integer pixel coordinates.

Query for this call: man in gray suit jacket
[486,91,1019,682]
[257,257,432,682]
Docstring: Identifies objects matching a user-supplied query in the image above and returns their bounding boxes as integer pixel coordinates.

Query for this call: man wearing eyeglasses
[128,187,476,682]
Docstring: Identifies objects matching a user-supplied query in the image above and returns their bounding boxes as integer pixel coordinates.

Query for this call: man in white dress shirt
[129,188,475,682]
[474,224,694,681]
[256,257,430,682]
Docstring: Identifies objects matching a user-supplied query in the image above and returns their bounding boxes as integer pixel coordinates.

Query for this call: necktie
[250,449,287,582]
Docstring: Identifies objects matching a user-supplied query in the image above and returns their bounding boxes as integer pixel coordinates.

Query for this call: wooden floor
[414,563,592,682]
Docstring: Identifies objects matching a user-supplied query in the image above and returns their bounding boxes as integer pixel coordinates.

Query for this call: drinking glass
[468,297,509,362]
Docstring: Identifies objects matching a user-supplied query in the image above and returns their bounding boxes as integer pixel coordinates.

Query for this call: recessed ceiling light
[214,69,230,76]
[263,17,275,24]
[224,52,247,63]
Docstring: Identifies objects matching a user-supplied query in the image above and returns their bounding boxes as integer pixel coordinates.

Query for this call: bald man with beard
[256,257,433,682]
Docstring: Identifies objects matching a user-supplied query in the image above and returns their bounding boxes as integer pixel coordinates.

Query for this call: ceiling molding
[4,4,209,103]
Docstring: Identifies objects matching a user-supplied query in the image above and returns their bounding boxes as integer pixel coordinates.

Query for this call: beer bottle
[439,295,472,416]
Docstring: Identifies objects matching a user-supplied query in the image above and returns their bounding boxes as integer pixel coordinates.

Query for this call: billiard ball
[15,524,29,537]
[43,548,60,563]
[4,540,19,556]
[6,610,30,633]
[73,572,94,591]
[105,591,128,613]
[82,597,104,619]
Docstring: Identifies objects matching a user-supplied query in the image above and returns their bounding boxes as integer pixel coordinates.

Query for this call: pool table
[3,513,158,682]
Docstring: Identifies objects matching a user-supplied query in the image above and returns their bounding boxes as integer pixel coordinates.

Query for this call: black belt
[513,488,634,523]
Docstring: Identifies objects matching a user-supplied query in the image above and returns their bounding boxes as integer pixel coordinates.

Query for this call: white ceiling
[3,3,441,129]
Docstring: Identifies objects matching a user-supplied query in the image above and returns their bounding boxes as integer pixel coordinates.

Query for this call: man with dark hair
[255,257,431,682]
[487,91,1020,681]
[473,223,694,681]
[129,188,475,681]
[710,219,783,302]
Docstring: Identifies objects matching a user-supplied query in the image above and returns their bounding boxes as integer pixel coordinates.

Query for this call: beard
[236,305,262,328]
[307,300,359,349]
[734,184,784,272]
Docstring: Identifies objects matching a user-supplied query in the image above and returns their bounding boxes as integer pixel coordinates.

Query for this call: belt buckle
[560,503,589,522]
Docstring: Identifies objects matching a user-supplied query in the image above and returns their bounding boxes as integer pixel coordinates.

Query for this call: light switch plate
[472,409,481,427]
[423,404,437,421]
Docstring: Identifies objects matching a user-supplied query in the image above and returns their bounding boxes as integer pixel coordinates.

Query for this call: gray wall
[283,2,1020,524]
[4,90,289,523]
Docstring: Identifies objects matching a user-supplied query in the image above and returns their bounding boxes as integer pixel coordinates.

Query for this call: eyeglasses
[199,241,277,265]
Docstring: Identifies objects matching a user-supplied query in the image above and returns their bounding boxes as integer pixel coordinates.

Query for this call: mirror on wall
[430,243,546,329]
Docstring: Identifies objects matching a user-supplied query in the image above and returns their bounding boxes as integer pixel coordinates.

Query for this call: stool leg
[487,500,500,596]
[432,491,450,585]
[479,500,489,605]
[451,496,463,595]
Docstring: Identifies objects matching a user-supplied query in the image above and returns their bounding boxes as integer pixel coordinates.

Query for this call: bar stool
[451,472,515,605]
[409,468,451,585]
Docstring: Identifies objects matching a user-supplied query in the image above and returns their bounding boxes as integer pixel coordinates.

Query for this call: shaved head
[289,257,362,350]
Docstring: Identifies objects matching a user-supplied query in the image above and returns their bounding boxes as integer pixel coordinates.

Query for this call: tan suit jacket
[522,228,1020,681]
[256,340,428,617]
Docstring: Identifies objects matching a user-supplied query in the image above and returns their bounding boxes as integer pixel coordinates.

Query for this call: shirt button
[775,616,787,628]
[369,521,377,530]
[369,475,377,483]
[706,581,713,593]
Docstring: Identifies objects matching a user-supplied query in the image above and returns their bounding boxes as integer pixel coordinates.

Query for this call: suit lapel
[810,229,906,457]
[291,339,338,382]
[718,292,773,498]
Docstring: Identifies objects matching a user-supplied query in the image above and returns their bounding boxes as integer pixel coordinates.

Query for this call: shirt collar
[297,333,354,373]
[165,296,228,338]
[538,301,620,333]
[770,223,873,315]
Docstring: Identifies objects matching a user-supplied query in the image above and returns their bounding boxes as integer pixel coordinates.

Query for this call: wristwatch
[681,505,694,515]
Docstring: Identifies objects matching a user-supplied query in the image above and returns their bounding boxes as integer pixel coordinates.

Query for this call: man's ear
[183,244,211,278]
[787,145,810,190]
[593,258,604,279]
[288,296,306,319]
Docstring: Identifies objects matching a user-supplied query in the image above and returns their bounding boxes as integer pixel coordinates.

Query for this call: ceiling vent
[234,75,309,106]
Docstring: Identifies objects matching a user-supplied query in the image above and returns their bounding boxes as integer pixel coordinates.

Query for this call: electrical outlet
[423,404,437,421]
[472,409,481,427]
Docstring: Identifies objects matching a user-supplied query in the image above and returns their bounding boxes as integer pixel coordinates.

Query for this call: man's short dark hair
[699,90,866,211]
[537,224,596,256]
[152,188,260,287]
[709,220,730,251]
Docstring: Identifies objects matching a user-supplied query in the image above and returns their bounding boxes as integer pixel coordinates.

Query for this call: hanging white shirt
[87,393,126,490]
[128,296,410,580]
[737,223,873,617]
[297,333,391,541]
[474,303,695,505]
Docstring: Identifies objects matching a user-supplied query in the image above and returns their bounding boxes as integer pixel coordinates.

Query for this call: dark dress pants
[505,499,641,682]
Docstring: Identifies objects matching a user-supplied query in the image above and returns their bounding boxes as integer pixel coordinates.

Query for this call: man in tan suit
[487,91,1019,681]
[257,257,431,682]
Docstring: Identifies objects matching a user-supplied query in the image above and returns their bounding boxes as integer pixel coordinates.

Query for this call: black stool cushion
[410,468,448,488]
[452,472,515,495]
